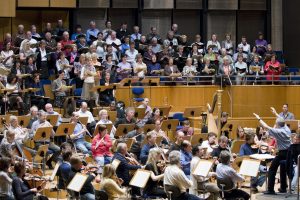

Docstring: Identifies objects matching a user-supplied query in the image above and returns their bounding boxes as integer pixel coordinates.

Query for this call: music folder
[239,159,260,177]
[67,173,88,192]
[55,123,76,137]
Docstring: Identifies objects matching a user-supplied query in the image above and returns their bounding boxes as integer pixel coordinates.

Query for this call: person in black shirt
[115,107,136,128]
[211,136,230,159]
[167,131,184,155]
[144,148,166,198]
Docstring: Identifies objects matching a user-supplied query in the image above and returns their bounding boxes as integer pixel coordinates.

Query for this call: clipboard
[46,114,59,127]
[55,123,76,137]
[134,107,146,119]
[111,159,121,170]
[67,173,88,192]
[33,127,52,142]
[285,120,299,131]
[129,169,151,188]
[184,107,204,118]
[50,163,60,181]
[17,115,31,128]
[192,160,213,177]
[239,159,260,177]
[79,116,88,126]
[161,119,179,132]
[115,124,135,137]
[93,123,113,137]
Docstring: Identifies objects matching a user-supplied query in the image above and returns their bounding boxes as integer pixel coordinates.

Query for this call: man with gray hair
[164,150,202,200]
[253,112,292,194]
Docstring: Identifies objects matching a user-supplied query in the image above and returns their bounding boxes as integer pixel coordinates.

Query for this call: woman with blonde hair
[143,148,166,198]
[96,109,116,139]
[99,164,126,200]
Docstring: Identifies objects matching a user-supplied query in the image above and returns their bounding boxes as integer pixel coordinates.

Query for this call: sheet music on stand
[239,159,260,177]
[111,159,121,170]
[129,169,151,188]
[67,173,88,192]
[50,163,60,181]
[250,154,275,161]
[192,160,213,177]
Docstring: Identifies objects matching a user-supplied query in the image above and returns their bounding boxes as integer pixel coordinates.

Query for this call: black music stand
[115,124,135,138]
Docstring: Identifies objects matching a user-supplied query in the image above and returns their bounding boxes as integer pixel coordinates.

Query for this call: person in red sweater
[264,54,281,81]
[91,124,113,173]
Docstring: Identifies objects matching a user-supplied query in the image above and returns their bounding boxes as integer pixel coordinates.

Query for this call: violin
[81,164,99,174]
[24,173,49,191]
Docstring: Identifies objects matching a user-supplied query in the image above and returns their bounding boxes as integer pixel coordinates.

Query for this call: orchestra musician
[180,140,193,177]
[77,102,96,133]
[67,156,96,200]
[31,110,60,169]
[69,112,92,155]
[146,108,161,124]
[140,131,157,164]
[168,131,184,153]
[253,113,291,194]
[5,115,29,145]
[211,136,230,159]
[0,157,14,200]
[164,150,202,200]
[144,148,166,198]
[287,133,300,192]
[91,124,113,173]
[99,164,126,200]
[57,150,72,189]
[0,129,25,162]
[190,145,219,200]
[201,132,218,155]
[44,103,62,127]
[124,124,145,159]
[115,107,136,128]
[216,151,250,200]
[152,119,169,145]
[271,104,295,120]
[96,109,116,139]
[179,120,194,136]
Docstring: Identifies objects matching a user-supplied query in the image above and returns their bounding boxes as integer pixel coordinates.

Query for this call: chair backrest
[43,84,54,100]
[132,87,144,96]
[164,184,182,199]
[95,190,108,200]
[217,177,235,192]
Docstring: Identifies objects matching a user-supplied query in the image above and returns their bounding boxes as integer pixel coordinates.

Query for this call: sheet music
[239,159,260,177]
[129,169,151,188]
[50,163,60,181]
[67,173,88,192]
[111,159,121,170]
[250,154,275,160]
[193,160,213,177]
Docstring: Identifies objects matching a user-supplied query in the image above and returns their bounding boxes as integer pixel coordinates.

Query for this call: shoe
[263,190,277,195]
[46,160,53,169]
[278,188,287,193]
[251,187,258,193]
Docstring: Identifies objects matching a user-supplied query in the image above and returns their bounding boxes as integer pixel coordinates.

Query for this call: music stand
[17,115,31,128]
[79,116,88,126]
[129,169,151,188]
[55,123,76,138]
[161,119,179,132]
[183,107,203,118]
[108,111,117,123]
[67,173,88,193]
[126,138,135,150]
[190,134,208,146]
[47,115,59,127]
[93,123,113,137]
[33,144,49,175]
[115,124,135,137]
[134,107,146,119]
[143,124,155,133]
[192,160,214,177]
[285,120,299,132]
[157,106,172,118]
[0,114,11,128]
[33,127,52,143]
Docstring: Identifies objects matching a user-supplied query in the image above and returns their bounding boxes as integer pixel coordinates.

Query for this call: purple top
[255,39,268,56]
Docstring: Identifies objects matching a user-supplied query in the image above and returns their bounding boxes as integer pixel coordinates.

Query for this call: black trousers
[224,189,250,200]
[268,149,288,192]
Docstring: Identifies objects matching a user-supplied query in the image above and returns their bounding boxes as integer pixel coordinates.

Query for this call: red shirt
[264,60,281,80]
[59,39,74,56]
[91,134,113,158]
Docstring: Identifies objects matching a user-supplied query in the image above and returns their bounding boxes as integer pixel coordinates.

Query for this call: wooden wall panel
[0,18,12,40]
[18,0,49,7]
[0,0,16,17]
[50,0,76,8]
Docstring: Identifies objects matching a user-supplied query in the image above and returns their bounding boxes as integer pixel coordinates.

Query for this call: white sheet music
[129,169,151,188]
[50,163,60,181]
[111,159,121,170]
[250,154,275,160]
[239,159,260,177]
[193,160,213,177]
[67,173,88,192]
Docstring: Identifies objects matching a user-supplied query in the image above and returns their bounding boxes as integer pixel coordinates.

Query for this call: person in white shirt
[133,54,147,79]
[200,132,218,155]
[96,109,116,139]
[77,102,95,124]
[20,31,37,52]
[0,157,14,200]
[6,115,29,145]
[137,98,152,124]
[1,42,14,68]
[190,145,219,200]
[216,151,250,200]
[164,150,202,200]
[239,36,251,55]
[106,31,121,53]
[125,42,138,67]
[56,52,73,80]
[45,103,62,126]
[206,34,221,54]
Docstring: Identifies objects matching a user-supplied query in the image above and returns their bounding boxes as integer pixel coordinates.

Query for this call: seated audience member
[140,131,157,164]
[264,54,281,81]
[91,124,113,173]
[180,140,193,177]
[190,145,219,200]
[164,150,202,200]
[99,164,126,200]
[144,148,166,198]
[216,151,250,200]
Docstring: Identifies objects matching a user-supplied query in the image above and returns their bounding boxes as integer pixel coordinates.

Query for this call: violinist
[179,120,194,136]
[152,119,169,145]
[144,148,166,198]
[140,131,157,164]
[67,156,96,200]
[91,124,112,173]
[125,124,145,159]
[211,136,230,159]
[201,132,217,155]
[112,143,141,197]
[5,115,29,145]
[12,162,38,200]
[236,126,245,140]
[239,133,266,193]
[145,108,161,124]
[0,157,14,200]
[114,107,136,128]
[57,150,72,189]
[168,131,184,154]
[99,164,126,200]
[69,112,92,155]
[190,145,219,200]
